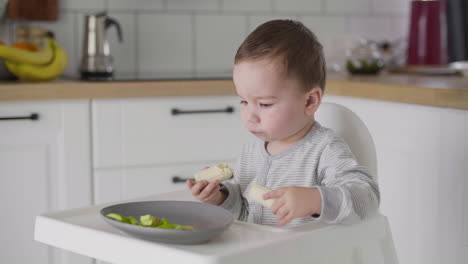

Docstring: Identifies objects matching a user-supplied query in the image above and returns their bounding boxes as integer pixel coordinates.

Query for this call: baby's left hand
[263,187,322,226]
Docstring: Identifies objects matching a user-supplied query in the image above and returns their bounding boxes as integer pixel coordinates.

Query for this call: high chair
[34,103,399,264]
[314,102,398,264]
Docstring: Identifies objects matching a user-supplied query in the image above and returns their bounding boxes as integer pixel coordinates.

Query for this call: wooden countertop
[1,72,467,110]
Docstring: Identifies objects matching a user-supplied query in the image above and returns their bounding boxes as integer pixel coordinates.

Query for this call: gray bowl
[100,200,234,244]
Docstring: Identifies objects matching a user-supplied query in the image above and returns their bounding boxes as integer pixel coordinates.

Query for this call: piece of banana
[5,38,67,81]
[248,184,276,209]
[0,38,54,65]
[194,163,232,182]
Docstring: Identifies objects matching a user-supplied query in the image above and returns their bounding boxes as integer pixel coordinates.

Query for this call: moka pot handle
[105,17,123,43]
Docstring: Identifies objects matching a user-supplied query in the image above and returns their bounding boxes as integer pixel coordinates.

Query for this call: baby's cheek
[269,116,290,135]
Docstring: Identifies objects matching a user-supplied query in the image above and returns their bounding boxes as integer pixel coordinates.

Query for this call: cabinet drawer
[94,160,235,204]
[0,101,62,137]
[92,96,249,168]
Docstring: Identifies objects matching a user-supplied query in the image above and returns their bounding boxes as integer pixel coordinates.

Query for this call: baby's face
[233,58,312,143]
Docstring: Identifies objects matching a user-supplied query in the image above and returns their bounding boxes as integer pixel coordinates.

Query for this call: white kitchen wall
[1,0,410,78]
[0,0,11,43]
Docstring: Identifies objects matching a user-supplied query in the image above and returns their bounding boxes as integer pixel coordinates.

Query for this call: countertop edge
[1,78,467,110]
[326,80,468,110]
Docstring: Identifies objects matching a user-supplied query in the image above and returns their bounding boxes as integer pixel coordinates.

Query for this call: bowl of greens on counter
[100,201,234,244]
[346,38,384,75]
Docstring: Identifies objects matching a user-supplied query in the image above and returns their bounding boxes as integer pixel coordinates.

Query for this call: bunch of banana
[0,37,67,81]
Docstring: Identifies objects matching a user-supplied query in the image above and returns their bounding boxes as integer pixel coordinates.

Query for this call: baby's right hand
[186,179,226,206]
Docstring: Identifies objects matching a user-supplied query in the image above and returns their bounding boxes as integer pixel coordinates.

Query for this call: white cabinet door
[0,100,93,264]
[92,96,249,169]
[322,95,468,264]
[437,107,468,264]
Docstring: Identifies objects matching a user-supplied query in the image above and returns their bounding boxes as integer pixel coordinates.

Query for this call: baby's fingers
[270,199,285,215]
[276,207,289,220]
[263,189,284,200]
[186,179,195,188]
[199,180,219,199]
[277,212,294,227]
[190,180,208,196]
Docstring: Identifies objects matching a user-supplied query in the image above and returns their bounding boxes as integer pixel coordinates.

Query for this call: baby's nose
[242,105,260,124]
[247,110,260,123]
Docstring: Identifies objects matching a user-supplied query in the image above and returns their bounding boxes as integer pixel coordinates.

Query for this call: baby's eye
[240,100,247,105]
[259,103,273,108]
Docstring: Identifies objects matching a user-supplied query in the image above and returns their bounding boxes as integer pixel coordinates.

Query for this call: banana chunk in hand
[194,163,232,183]
[248,184,276,209]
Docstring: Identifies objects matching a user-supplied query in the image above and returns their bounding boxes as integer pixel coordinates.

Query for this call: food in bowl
[106,213,195,230]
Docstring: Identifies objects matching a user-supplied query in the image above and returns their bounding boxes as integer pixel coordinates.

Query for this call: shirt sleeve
[314,135,380,224]
[218,157,249,221]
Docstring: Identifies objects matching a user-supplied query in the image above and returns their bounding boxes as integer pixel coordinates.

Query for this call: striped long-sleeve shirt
[219,121,380,226]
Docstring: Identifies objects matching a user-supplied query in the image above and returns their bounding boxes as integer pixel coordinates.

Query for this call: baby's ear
[305,87,322,115]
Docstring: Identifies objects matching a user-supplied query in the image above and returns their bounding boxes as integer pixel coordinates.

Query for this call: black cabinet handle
[171,106,234,116]
[172,176,195,183]
[0,113,39,121]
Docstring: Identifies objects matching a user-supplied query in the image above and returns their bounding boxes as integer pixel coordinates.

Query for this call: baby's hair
[235,19,326,92]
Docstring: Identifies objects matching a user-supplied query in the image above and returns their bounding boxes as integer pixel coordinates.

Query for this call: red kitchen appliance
[407,0,448,65]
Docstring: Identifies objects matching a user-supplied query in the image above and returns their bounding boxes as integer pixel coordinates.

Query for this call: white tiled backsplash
[0,0,410,78]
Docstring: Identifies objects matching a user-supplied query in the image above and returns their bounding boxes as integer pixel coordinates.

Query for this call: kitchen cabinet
[0,100,93,264]
[323,95,468,264]
[91,96,249,203]
[0,95,248,264]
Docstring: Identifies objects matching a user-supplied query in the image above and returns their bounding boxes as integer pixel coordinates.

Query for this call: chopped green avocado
[127,216,140,225]
[156,218,175,229]
[106,213,126,222]
[140,214,161,227]
[106,213,194,230]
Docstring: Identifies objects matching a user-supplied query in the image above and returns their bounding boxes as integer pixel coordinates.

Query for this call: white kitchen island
[35,190,398,264]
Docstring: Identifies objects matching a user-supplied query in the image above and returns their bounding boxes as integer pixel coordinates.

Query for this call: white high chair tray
[35,190,394,264]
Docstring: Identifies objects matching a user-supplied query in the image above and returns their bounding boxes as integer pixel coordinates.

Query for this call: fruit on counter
[106,213,195,230]
[194,163,233,183]
[5,38,67,81]
[0,38,53,65]
[0,41,17,80]
[12,42,38,52]
[248,184,276,209]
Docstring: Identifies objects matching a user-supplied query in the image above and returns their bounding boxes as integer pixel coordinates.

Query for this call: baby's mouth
[249,130,265,137]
